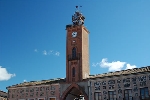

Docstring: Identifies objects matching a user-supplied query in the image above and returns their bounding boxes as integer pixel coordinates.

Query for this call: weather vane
[72,6,85,26]
[75,6,82,12]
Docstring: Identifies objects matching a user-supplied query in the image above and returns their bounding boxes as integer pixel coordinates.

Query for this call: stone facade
[7,79,64,100]
[89,69,150,100]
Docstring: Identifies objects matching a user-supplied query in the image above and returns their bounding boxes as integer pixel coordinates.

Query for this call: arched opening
[72,67,75,77]
[65,87,81,100]
[61,83,88,100]
[72,47,76,59]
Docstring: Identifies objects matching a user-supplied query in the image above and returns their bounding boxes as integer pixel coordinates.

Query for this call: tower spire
[72,6,85,26]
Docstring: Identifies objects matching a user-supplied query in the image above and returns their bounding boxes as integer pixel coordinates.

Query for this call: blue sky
[0,0,150,92]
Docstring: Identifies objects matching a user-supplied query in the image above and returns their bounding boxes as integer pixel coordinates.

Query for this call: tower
[66,6,90,83]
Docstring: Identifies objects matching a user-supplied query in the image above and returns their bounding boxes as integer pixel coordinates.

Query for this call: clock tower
[66,6,90,83]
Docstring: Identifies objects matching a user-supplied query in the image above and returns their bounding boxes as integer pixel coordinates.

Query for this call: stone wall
[90,72,150,100]
[8,84,60,100]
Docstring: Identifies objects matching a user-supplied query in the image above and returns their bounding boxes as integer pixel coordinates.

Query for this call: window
[103,86,106,89]
[140,87,149,99]
[108,91,116,100]
[38,98,44,100]
[109,85,115,89]
[124,89,133,100]
[72,47,76,59]
[49,97,56,100]
[94,92,102,100]
[72,67,75,77]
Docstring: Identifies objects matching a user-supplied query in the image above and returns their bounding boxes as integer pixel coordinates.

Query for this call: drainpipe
[88,80,91,100]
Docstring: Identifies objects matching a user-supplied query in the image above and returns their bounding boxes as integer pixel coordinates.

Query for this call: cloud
[92,63,100,67]
[43,50,47,55]
[36,49,60,56]
[34,49,38,52]
[23,79,27,82]
[92,58,137,72]
[126,64,136,69]
[100,58,126,71]
[0,66,16,81]
[55,51,60,56]
[45,50,60,56]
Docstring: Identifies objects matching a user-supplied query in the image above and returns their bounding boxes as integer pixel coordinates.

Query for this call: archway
[61,83,88,100]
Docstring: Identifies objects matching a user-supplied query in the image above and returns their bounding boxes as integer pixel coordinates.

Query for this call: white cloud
[23,79,27,82]
[43,50,47,55]
[34,49,38,52]
[100,58,126,71]
[92,63,100,67]
[92,58,137,72]
[55,51,60,56]
[0,66,16,81]
[48,50,60,56]
[37,49,60,56]
[126,64,137,69]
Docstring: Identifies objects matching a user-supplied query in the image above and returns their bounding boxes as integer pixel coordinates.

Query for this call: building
[0,90,7,100]
[7,7,150,100]
[89,66,150,100]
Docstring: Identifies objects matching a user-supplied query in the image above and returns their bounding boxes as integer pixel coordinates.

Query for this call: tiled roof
[7,78,65,88]
[89,66,150,79]
[0,91,7,94]
[0,90,7,98]
[7,66,150,88]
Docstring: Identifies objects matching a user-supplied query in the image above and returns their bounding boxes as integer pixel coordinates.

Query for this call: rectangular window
[124,89,133,100]
[49,97,56,100]
[38,98,44,100]
[103,86,106,89]
[108,91,116,100]
[140,87,149,99]
[94,92,102,100]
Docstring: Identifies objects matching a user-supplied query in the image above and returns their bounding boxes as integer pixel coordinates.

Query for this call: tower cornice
[66,25,89,34]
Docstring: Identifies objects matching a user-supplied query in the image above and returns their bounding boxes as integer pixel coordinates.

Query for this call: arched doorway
[61,83,88,100]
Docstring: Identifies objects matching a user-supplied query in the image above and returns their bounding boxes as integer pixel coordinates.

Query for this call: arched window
[72,67,75,77]
[72,47,76,59]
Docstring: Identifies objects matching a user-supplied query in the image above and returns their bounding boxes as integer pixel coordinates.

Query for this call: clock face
[72,32,77,37]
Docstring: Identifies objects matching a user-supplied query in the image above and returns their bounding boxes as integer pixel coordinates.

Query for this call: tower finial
[72,6,85,26]
[75,6,82,13]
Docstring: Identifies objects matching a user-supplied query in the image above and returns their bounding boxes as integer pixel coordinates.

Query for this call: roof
[0,91,7,94]
[7,78,65,89]
[0,90,7,98]
[7,66,150,89]
[89,66,150,79]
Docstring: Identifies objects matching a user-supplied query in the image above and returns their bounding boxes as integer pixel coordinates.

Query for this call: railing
[68,53,81,61]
